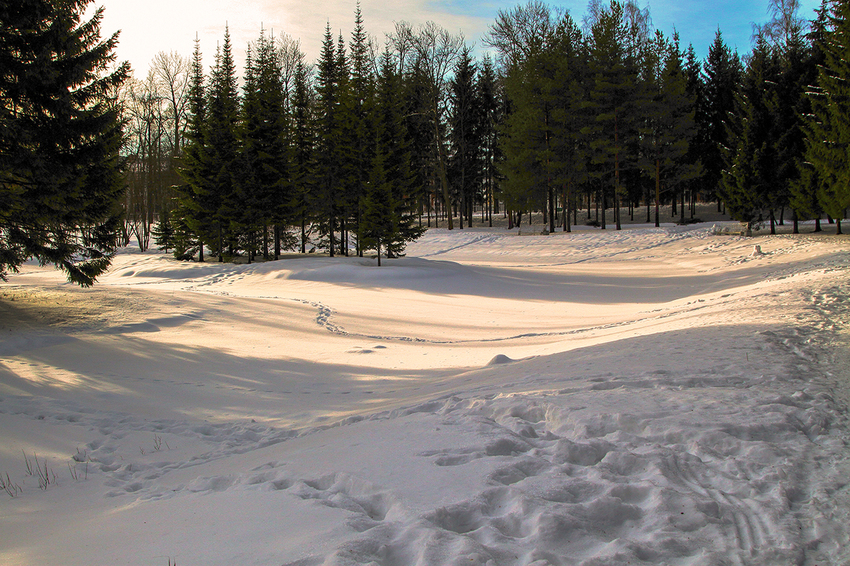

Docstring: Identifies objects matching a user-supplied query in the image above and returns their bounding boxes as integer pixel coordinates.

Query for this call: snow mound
[487,354,515,365]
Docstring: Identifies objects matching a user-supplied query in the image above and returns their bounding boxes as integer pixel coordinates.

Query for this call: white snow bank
[0,225,848,566]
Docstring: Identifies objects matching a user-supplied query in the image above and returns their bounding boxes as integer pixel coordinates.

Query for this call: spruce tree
[152,205,176,253]
[360,157,396,267]
[805,0,850,234]
[205,27,241,260]
[791,0,829,231]
[641,33,700,226]
[770,7,811,233]
[176,36,208,261]
[549,15,589,233]
[684,43,709,217]
[477,56,502,227]
[722,35,781,232]
[499,48,557,229]
[585,1,637,231]
[702,30,743,209]
[495,2,562,232]
[314,24,343,256]
[448,48,483,230]
[240,29,290,262]
[374,47,424,258]
[290,61,315,254]
[0,0,130,286]
[346,4,376,256]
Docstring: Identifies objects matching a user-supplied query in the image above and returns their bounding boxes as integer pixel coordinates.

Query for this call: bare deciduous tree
[121,52,190,250]
[390,21,464,229]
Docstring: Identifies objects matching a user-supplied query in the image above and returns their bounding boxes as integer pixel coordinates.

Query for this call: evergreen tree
[374,47,424,257]
[549,15,590,233]
[152,204,176,253]
[314,24,344,256]
[499,48,557,229]
[477,56,502,227]
[722,35,781,232]
[702,30,742,208]
[494,2,562,231]
[683,43,709,216]
[791,0,828,231]
[360,156,397,267]
[805,0,850,234]
[448,48,483,229]
[404,59,438,227]
[641,33,700,226]
[290,60,315,254]
[769,2,811,233]
[346,4,376,255]
[240,29,290,262]
[585,0,639,231]
[205,27,241,260]
[176,36,208,261]
[0,0,130,286]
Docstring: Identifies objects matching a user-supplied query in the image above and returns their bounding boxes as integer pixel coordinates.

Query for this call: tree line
[138,0,850,267]
[154,7,496,263]
[489,0,849,235]
[3,0,848,285]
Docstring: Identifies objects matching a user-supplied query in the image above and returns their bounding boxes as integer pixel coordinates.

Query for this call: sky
[89,0,824,77]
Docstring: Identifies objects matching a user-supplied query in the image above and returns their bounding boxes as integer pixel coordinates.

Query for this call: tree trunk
[434,103,453,231]
[274,225,281,260]
[655,160,660,228]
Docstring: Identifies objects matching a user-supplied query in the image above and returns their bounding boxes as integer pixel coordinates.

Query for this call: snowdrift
[0,225,848,566]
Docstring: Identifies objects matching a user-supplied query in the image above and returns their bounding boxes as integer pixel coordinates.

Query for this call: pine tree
[290,60,315,254]
[152,205,176,253]
[374,47,424,258]
[448,48,483,230]
[791,0,828,232]
[585,1,638,231]
[1,0,130,286]
[240,28,290,262]
[702,30,743,208]
[805,0,850,234]
[205,27,241,260]
[346,4,376,256]
[722,35,781,232]
[641,33,701,226]
[176,36,208,261]
[314,24,344,256]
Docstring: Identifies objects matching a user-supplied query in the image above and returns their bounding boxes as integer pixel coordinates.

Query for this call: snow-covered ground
[1,222,849,566]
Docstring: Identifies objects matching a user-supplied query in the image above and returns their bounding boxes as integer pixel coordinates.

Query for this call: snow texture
[0,222,849,566]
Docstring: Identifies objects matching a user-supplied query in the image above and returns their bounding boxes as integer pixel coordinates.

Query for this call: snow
[1,222,849,566]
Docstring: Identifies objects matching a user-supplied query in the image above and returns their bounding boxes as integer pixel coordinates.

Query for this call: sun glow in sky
[92,0,823,77]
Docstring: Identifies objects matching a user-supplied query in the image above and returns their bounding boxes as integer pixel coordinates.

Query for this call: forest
[120,0,850,264]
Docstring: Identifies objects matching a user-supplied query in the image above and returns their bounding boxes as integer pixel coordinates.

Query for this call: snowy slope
[0,224,849,566]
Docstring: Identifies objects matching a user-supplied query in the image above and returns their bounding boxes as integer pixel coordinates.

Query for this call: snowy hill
[1,224,848,565]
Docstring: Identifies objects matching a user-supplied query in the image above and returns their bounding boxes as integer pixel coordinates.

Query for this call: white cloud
[97,0,492,77]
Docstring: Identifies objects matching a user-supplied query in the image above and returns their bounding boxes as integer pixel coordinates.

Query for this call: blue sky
[93,0,824,76]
